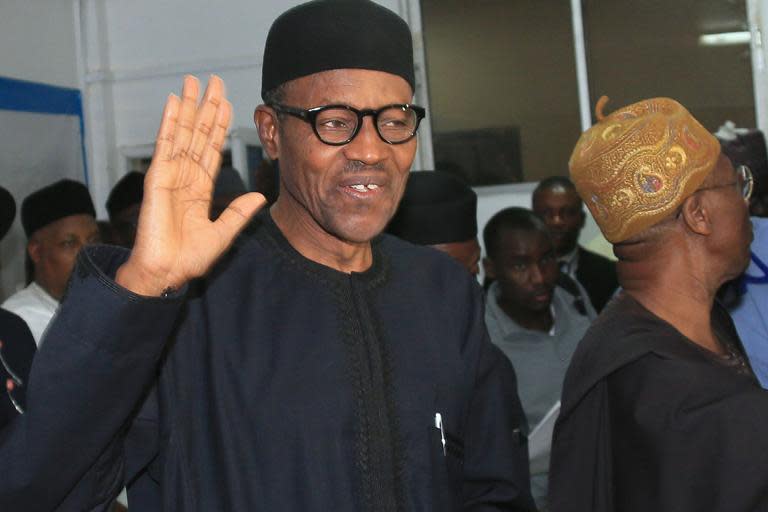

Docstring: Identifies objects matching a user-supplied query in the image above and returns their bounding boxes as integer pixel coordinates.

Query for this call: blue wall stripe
[0,76,89,185]
[0,76,80,115]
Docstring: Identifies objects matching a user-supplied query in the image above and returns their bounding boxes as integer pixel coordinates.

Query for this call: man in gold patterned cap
[549,97,768,512]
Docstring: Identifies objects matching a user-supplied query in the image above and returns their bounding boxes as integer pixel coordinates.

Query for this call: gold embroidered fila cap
[569,96,720,243]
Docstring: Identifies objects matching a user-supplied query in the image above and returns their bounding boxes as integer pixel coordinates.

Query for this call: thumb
[213,192,267,242]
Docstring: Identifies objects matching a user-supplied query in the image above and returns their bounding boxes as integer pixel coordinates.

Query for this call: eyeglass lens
[738,165,754,200]
[314,106,419,144]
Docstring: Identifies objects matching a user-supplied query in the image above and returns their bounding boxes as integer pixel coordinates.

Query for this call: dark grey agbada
[0,213,533,510]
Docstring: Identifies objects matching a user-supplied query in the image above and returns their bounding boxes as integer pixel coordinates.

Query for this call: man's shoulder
[380,233,473,278]
[552,285,592,330]
[572,295,681,364]
[2,285,37,312]
[559,295,694,413]
[379,234,482,304]
[379,232,447,259]
[210,214,283,273]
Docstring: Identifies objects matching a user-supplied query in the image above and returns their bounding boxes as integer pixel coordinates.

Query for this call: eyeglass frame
[696,164,754,201]
[267,103,426,146]
[674,164,754,220]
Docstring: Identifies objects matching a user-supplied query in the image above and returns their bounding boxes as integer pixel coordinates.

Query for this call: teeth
[348,183,379,192]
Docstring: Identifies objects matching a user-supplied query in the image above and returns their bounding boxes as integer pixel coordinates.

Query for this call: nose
[343,116,388,165]
[529,263,545,285]
[549,211,565,226]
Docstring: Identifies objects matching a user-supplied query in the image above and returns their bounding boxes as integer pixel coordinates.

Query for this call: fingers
[214,192,267,241]
[187,96,222,167]
[201,74,224,106]
[172,75,201,159]
[152,94,181,164]
[184,76,228,180]
[199,100,232,177]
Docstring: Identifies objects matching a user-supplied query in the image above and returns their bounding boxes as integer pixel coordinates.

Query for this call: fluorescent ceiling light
[699,31,751,46]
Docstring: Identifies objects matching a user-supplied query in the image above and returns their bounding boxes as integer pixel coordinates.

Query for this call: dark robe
[550,293,768,512]
[574,247,618,312]
[5,212,535,511]
[0,308,36,426]
[0,248,182,511]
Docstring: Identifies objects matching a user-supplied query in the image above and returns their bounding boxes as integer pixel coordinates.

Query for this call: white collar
[28,282,60,310]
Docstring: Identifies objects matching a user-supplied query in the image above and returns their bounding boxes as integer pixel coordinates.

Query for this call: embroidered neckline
[253,210,389,289]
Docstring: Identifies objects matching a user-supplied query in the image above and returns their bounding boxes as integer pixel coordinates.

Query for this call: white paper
[528,401,561,475]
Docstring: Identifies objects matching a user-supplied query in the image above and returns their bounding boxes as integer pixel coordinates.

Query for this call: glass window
[582,0,755,130]
[420,0,582,185]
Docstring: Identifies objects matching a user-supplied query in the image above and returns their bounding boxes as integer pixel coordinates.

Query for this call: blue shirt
[730,217,768,388]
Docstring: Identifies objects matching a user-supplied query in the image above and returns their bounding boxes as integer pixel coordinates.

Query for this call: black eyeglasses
[697,164,754,201]
[268,103,426,146]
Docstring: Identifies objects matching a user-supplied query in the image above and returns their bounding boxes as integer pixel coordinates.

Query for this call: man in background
[483,206,594,510]
[387,170,481,275]
[210,166,247,219]
[106,171,144,248]
[532,176,618,311]
[2,179,99,344]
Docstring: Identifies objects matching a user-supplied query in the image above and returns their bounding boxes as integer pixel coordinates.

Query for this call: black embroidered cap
[21,179,96,237]
[0,186,15,241]
[261,0,415,99]
[106,171,144,220]
[387,171,478,245]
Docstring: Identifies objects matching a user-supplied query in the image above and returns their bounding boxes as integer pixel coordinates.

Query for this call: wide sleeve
[461,285,537,512]
[0,245,184,510]
[608,353,768,512]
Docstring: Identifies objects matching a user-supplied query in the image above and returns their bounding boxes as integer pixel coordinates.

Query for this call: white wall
[0,0,80,88]
[0,0,83,297]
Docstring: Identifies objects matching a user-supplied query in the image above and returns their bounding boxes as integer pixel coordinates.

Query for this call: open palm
[116,76,265,296]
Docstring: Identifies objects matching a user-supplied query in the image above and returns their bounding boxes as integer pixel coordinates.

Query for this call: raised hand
[116,75,266,296]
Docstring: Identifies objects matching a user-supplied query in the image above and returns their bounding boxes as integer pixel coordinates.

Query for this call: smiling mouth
[347,184,380,192]
[339,180,386,199]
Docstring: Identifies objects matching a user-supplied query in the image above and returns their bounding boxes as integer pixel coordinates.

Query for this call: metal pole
[571,0,592,132]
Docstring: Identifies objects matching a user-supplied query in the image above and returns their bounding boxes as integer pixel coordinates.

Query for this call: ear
[27,239,42,265]
[680,193,713,236]
[578,208,586,230]
[254,105,280,160]
[482,257,497,279]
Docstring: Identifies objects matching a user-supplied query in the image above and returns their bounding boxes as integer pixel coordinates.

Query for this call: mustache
[343,161,386,173]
